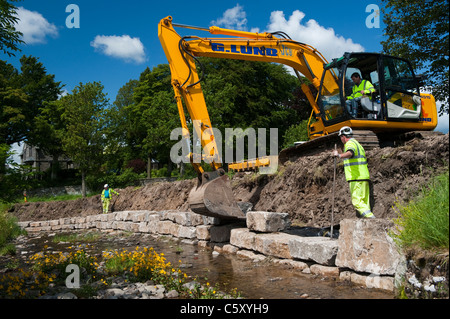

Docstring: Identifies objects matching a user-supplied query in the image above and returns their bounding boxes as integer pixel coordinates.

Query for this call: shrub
[392,170,449,251]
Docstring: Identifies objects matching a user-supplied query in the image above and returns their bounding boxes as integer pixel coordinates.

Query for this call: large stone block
[253,232,293,259]
[230,228,256,251]
[196,225,212,240]
[310,264,340,277]
[177,225,197,239]
[288,237,338,266]
[246,211,291,232]
[335,219,402,275]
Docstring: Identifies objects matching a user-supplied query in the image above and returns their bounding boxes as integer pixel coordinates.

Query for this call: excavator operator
[346,73,376,118]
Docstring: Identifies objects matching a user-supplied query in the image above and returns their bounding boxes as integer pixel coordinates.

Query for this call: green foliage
[1,56,62,196]
[59,82,109,196]
[381,0,449,114]
[132,64,179,165]
[0,210,25,255]
[0,0,24,57]
[200,58,301,143]
[392,170,449,251]
[0,144,40,203]
[282,119,309,149]
[86,168,142,191]
[0,56,62,146]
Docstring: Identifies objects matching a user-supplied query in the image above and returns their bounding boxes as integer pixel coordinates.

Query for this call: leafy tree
[103,79,139,174]
[0,0,24,57]
[130,64,179,177]
[0,56,62,146]
[200,58,302,158]
[201,58,299,132]
[282,119,310,149]
[0,59,27,146]
[32,99,66,180]
[1,56,61,185]
[59,82,109,196]
[381,0,449,114]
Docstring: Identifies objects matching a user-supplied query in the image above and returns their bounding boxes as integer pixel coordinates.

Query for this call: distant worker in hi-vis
[101,184,119,214]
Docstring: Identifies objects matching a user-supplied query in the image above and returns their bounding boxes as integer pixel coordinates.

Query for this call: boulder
[253,232,293,259]
[246,211,291,232]
[288,236,338,266]
[335,219,402,275]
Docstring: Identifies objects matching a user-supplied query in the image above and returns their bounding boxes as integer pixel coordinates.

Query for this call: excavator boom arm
[158,16,338,167]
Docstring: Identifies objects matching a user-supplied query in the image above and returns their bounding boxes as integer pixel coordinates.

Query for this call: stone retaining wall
[18,210,401,292]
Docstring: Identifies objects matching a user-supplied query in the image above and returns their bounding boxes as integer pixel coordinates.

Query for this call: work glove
[332,150,339,158]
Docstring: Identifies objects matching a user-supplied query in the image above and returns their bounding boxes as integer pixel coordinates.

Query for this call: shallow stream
[4,230,394,299]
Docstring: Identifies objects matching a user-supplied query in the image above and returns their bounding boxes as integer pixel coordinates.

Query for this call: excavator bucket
[189,171,246,220]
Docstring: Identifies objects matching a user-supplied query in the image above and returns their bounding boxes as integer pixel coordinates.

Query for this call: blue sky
[3,0,448,161]
[4,0,387,99]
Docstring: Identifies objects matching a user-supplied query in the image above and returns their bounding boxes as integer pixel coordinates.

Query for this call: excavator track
[278,130,380,165]
[279,129,442,165]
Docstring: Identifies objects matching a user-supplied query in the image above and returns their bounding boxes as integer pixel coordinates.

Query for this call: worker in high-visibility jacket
[333,126,375,218]
[101,184,119,214]
[346,72,376,118]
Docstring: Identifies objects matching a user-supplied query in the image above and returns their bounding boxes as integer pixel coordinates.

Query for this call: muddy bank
[11,133,449,228]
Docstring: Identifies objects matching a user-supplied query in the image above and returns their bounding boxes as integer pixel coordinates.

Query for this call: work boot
[361,211,375,218]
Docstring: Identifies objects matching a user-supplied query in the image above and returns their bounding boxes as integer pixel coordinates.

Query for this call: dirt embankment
[11,133,449,227]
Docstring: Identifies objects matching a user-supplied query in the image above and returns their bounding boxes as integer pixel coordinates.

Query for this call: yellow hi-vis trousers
[349,181,374,218]
[102,198,111,214]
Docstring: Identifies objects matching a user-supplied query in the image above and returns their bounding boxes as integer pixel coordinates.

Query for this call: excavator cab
[316,52,435,132]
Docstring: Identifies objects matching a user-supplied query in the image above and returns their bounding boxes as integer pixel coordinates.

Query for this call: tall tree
[131,64,178,177]
[381,0,449,114]
[1,56,61,182]
[0,59,27,146]
[200,58,300,155]
[32,99,66,180]
[0,0,23,57]
[106,79,139,171]
[60,82,109,197]
[0,56,62,146]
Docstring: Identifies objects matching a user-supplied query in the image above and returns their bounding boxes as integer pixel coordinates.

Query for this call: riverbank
[13,210,403,294]
[1,227,394,299]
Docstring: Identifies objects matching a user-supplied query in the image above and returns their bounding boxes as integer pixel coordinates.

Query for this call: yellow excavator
[158,16,438,220]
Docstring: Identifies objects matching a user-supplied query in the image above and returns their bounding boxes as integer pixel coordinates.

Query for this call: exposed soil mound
[234,132,449,227]
[11,133,449,228]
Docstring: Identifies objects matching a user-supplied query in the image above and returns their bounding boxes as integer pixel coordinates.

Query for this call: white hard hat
[338,126,353,137]
[104,184,109,188]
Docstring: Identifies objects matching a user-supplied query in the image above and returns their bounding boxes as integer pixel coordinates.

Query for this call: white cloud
[211,4,248,30]
[91,35,146,64]
[266,10,365,62]
[211,7,364,64]
[14,7,58,44]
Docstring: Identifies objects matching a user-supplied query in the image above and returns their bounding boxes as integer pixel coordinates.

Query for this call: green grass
[0,210,26,256]
[392,170,449,251]
[52,231,102,243]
